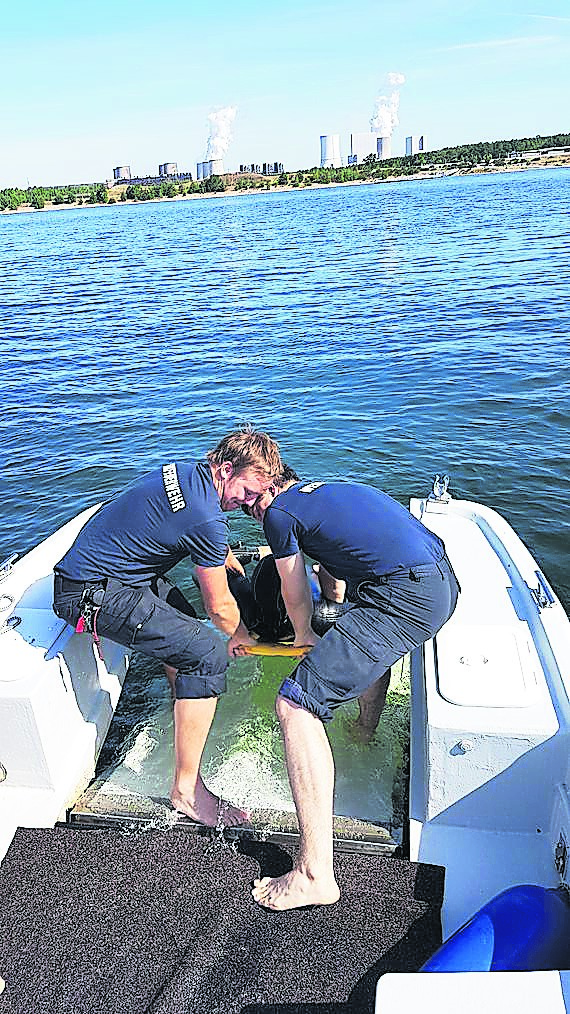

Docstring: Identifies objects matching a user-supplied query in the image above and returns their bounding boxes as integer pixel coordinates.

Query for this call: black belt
[54,573,106,643]
[54,571,105,589]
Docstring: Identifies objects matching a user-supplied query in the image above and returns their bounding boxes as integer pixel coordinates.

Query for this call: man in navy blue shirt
[242,473,459,910]
[53,426,282,829]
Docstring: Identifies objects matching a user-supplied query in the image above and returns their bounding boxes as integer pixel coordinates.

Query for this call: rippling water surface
[3,168,569,603]
[2,169,569,824]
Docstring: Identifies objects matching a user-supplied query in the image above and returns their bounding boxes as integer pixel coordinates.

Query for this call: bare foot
[252,869,340,910]
[170,779,249,827]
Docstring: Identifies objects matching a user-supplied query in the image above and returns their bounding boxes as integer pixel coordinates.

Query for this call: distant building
[405,135,425,156]
[376,136,392,160]
[113,166,131,181]
[350,131,381,164]
[320,135,341,169]
[199,159,224,180]
[110,170,193,187]
[238,162,283,175]
[158,163,177,176]
[507,146,570,160]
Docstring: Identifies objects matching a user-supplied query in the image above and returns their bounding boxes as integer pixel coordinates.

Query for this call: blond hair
[207,424,282,479]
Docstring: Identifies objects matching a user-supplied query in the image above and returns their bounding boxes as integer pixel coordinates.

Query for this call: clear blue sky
[1,0,569,188]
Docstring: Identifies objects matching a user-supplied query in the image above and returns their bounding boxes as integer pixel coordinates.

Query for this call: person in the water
[240,471,460,911]
[52,425,282,830]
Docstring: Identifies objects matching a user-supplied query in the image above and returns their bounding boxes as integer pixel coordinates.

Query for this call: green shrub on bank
[0,181,106,211]
[2,131,569,211]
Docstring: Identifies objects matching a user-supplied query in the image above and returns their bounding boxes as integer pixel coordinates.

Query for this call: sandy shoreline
[3,158,569,216]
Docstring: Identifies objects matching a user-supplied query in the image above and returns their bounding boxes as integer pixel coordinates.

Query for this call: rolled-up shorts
[278,554,460,722]
[53,572,228,699]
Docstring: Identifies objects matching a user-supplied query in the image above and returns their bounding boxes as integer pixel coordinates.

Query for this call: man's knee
[175,663,227,700]
[276,677,331,722]
[275,692,324,727]
[173,637,228,699]
[275,692,293,721]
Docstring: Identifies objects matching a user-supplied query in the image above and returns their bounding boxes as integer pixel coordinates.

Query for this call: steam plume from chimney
[370,72,406,136]
[205,106,237,160]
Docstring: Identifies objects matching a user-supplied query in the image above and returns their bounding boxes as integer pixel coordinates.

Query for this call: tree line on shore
[2,132,569,212]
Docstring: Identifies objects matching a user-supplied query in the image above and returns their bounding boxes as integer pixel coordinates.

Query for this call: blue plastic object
[421,884,570,972]
[307,566,321,601]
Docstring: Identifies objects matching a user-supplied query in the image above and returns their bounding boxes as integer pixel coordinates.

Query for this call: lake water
[2,169,569,832]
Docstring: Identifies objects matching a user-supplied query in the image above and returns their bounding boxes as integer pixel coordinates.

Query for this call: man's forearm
[281,585,314,643]
[275,552,316,644]
[206,597,245,637]
[317,565,346,603]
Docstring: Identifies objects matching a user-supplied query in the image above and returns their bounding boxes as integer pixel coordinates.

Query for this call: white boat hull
[0,506,129,858]
[374,492,570,1010]
[408,494,570,937]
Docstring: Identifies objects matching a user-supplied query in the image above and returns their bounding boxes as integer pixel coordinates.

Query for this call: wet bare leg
[163,664,177,697]
[170,697,249,827]
[355,670,391,742]
[252,697,340,911]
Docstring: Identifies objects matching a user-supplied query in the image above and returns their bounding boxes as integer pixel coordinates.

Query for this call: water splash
[90,651,410,835]
[123,725,160,773]
[208,748,295,814]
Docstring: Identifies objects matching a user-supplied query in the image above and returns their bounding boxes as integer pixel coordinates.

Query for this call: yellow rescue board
[242,643,311,657]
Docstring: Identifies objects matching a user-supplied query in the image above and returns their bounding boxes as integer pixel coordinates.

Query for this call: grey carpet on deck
[0,826,443,1014]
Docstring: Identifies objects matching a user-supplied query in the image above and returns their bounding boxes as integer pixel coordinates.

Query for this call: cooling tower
[377,136,392,160]
[209,159,223,176]
[406,135,425,156]
[320,134,341,169]
[350,131,380,163]
[159,162,177,176]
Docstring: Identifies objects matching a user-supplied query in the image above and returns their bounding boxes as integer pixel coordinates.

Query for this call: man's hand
[225,547,245,576]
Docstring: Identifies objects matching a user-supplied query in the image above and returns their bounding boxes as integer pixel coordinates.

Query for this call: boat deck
[0,824,444,1014]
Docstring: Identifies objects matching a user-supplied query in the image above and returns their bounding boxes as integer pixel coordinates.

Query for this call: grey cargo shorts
[278,554,460,722]
[53,572,228,699]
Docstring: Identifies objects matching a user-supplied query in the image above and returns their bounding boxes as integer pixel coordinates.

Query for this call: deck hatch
[435,624,541,708]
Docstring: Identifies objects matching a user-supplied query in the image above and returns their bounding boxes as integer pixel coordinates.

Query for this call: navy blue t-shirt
[263,480,444,582]
[56,461,228,584]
